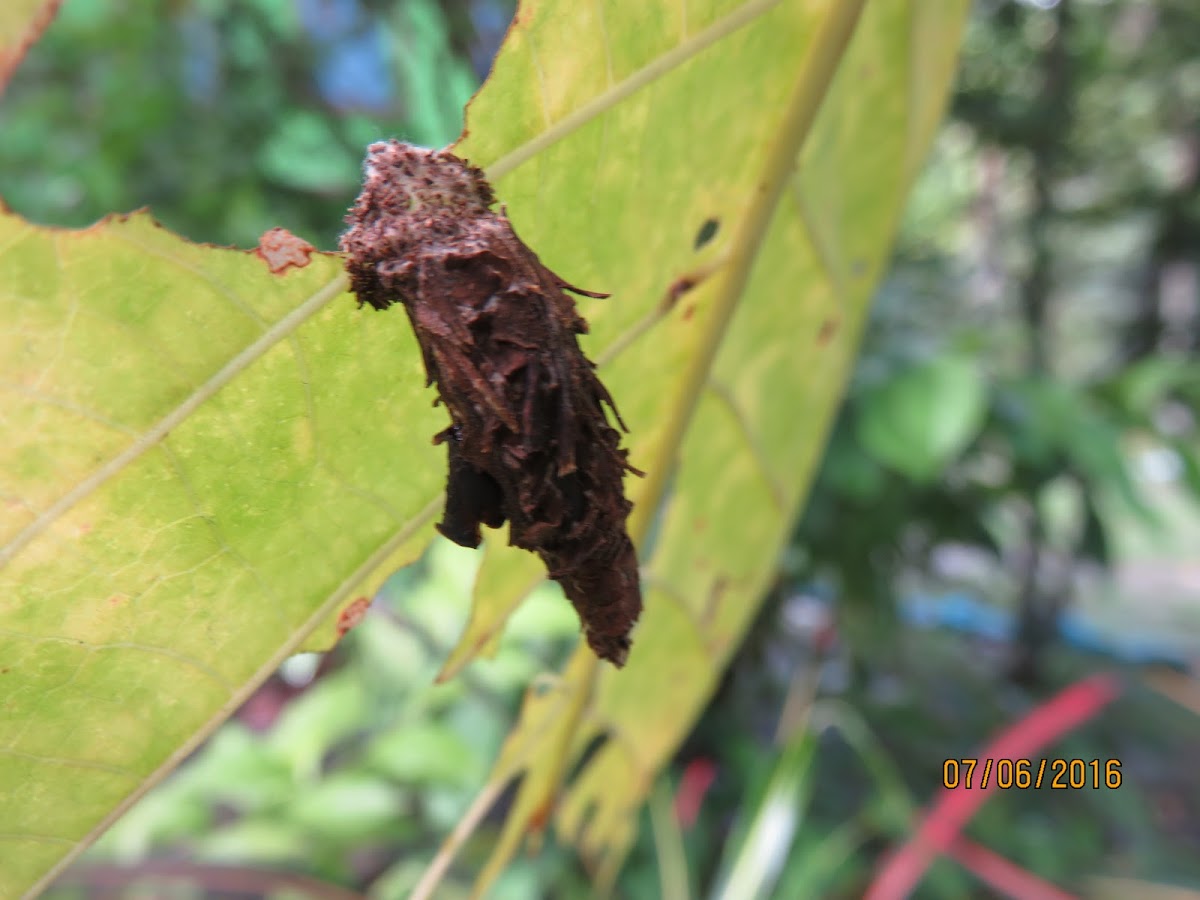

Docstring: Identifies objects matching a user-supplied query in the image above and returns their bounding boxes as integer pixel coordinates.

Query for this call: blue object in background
[898,592,1192,670]
[298,0,395,112]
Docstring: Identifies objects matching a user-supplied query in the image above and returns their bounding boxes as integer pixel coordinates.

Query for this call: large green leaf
[1,0,967,896]
[0,215,442,896]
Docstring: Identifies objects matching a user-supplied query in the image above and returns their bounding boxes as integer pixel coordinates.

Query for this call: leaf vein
[109,228,266,326]
[0,748,140,779]
[483,0,782,180]
[0,275,348,570]
[706,378,786,511]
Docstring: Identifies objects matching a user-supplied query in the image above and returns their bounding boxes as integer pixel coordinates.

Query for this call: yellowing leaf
[424,0,970,891]
[0,215,441,897]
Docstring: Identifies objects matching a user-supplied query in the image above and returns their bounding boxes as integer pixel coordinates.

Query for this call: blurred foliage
[0,0,487,249]
[7,0,1200,896]
[794,0,1200,685]
[66,539,593,899]
[690,0,1200,895]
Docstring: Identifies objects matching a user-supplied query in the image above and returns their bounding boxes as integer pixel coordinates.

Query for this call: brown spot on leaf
[468,629,496,660]
[255,227,316,274]
[701,576,729,627]
[817,317,840,345]
[528,799,554,833]
[666,275,700,309]
[682,304,696,321]
[659,259,722,316]
[336,596,372,638]
[341,141,642,666]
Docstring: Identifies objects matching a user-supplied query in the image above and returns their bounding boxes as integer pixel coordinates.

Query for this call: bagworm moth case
[341,141,642,665]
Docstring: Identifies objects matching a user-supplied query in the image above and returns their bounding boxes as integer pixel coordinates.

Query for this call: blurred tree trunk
[1125,128,1200,361]
[1009,0,1074,685]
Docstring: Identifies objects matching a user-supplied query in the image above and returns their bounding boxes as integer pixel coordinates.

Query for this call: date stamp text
[941,758,1122,790]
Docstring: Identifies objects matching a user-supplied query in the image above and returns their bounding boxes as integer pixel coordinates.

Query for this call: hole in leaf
[693,217,719,250]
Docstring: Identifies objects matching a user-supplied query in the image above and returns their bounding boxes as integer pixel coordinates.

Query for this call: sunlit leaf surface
[0,215,443,896]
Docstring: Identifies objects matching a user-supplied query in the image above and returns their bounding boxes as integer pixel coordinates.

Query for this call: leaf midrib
[479,0,782,179]
[1,273,348,569]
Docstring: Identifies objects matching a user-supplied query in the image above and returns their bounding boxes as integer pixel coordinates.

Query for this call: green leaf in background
[711,726,819,900]
[1176,442,1200,503]
[364,721,483,788]
[1109,355,1200,421]
[999,377,1156,521]
[857,353,987,482]
[256,110,363,193]
[386,0,480,148]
